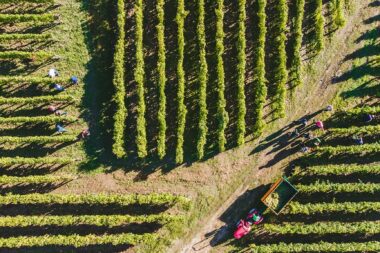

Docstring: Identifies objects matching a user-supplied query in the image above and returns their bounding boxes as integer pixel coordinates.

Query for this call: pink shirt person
[315,120,324,130]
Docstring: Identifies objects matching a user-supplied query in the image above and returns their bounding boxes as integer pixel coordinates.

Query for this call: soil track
[175,1,379,252]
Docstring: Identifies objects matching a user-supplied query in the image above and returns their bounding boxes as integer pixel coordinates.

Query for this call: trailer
[261,176,298,215]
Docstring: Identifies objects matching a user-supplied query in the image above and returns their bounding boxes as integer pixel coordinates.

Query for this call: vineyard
[233,98,380,252]
[0,0,378,252]
[111,0,352,163]
[231,20,380,251]
[0,0,190,252]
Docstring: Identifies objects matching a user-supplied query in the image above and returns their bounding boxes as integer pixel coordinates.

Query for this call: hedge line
[252,0,267,136]
[0,233,157,248]
[156,0,167,159]
[0,214,183,227]
[134,0,147,158]
[196,0,208,159]
[0,116,76,124]
[0,135,78,144]
[215,0,228,152]
[0,14,55,23]
[175,0,188,164]
[0,157,72,166]
[236,0,247,146]
[0,76,67,86]
[111,0,127,158]
[0,51,53,60]
[0,95,73,104]
[0,33,52,42]
[313,0,324,53]
[272,0,288,118]
[289,0,305,88]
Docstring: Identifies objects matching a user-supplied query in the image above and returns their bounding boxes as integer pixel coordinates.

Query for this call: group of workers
[48,68,78,91]
[47,68,90,140]
[293,105,376,153]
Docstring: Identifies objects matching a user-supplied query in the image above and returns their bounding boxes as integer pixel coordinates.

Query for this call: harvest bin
[261,176,298,215]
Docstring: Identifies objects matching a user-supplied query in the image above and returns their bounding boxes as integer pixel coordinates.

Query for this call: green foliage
[333,0,346,29]
[301,164,380,176]
[196,0,208,159]
[265,221,380,234]
[272,0,288,118]
[297,182,380,193]
[0,135,78,144]
[252,0,267,135]
[251,241,380,253]
[175,0,188,164]
[0,0,54,3]
[315,143,380,156]
[112,0,127,158]
[346,106,380,115]
[215,0,228,152]
[156,0,167,159]
[0,175,74,185]
[0,33,51,42]
[287,201,380,214]
[236,0,246,146]
[289,0,305,88]
[0,157,72,166]
[0,193,190,207]
[0,95,73,104]
[0,116,76,124]
[0,51,53,60]
[329,125,380,136]
[0,214,184,227]
[0,76,67,85]
[134,0,147,158]
[0,233,157,248]
[0,14,54,23]
[313,0,325,53]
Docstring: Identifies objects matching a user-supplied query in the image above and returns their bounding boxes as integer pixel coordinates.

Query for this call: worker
[55,110,67,116]
[50,83,65,92]
[300,118,308,127]
[81,129,90,138]
[48,68,59,78]
[303,132,313,140]
[315,120,324,131]
[77,129,90,140]
[353,136,364,145]
[242,220,251,232]
[301,146,309,153]
[48,105,57,113]
[48,105,67,116]
[311,137,321,147]
[250,213,261,225]
[364,114,374,123]
[70,76,79,85]
[325,105,333,112]
[288,128,300,138]
[56,123,67,134]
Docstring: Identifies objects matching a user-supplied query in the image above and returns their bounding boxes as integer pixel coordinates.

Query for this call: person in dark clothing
[364,114,374,123]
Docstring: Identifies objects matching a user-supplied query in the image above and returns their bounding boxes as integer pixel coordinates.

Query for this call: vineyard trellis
[175,0,188,164]
[196,0,209,160]
[111,0,127,158]
[236,0,247,146]
[271,0,288,118]
[156,0,167,159]
[215,0,228,152]
[134,0,147,158]
[252,0,267,136]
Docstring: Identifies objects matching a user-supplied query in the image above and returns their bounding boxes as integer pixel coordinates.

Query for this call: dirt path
[177,2,377,252]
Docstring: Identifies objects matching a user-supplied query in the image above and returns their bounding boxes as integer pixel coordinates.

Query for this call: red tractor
[233,208,263,239]
[233,177,298,240]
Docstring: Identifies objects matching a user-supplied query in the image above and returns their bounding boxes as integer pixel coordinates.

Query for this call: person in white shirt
[48,68,59,78]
